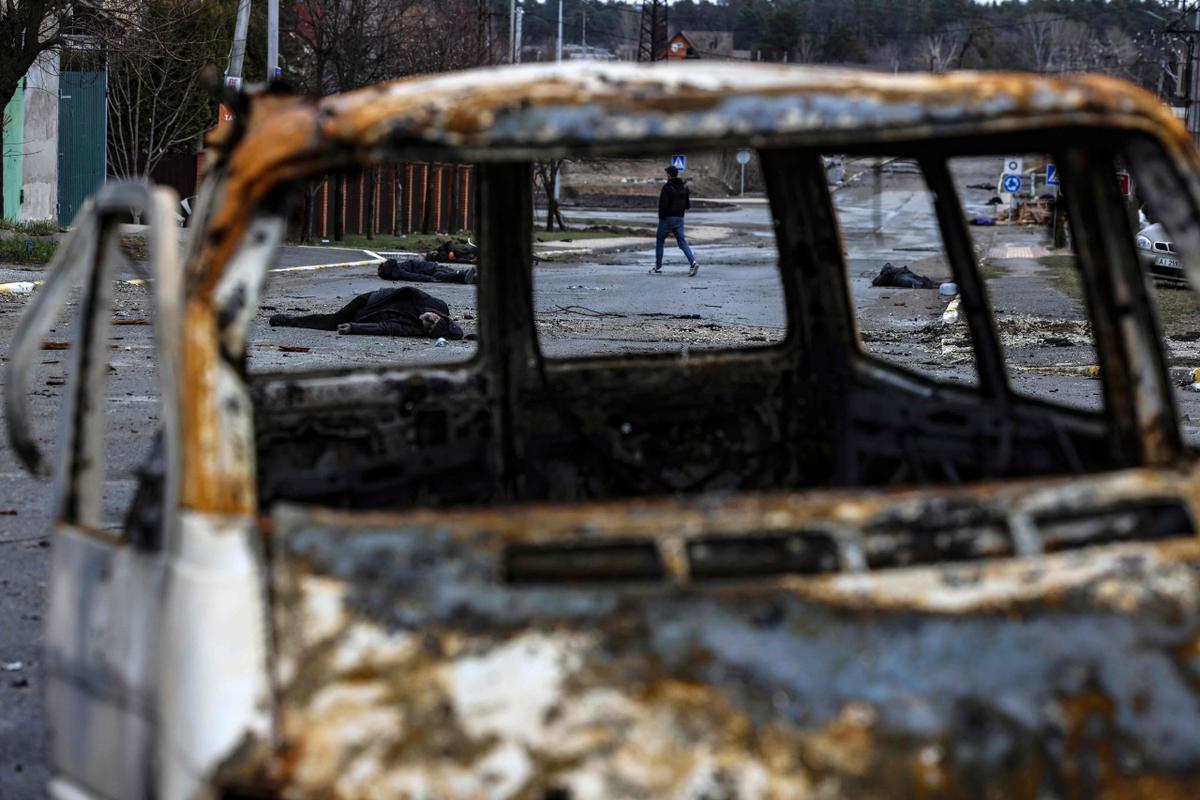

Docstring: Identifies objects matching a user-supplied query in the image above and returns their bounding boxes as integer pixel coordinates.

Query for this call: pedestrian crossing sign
[671,154,686,171]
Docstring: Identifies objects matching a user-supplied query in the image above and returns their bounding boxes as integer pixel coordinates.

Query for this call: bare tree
[0,0,64,218]
[1,0,155,219]
[924,34,961,74]
[105,1,233,184]
[285,0,421,95]
[534,160,565,232]
[1026,13,1067,74]
[794,34,819,66]
[1091,27,1141,80]
[284,0,492,241]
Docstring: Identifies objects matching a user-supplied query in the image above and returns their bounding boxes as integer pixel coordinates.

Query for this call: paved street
[4,163,1200,792]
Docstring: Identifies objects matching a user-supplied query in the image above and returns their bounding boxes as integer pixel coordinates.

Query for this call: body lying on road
[378,257,477,284]
[269,286,464,338]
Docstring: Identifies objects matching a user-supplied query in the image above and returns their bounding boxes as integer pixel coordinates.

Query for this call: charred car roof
[223,62,1195,161]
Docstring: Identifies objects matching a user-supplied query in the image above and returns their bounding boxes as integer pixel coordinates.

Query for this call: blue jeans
[655,216,696,269]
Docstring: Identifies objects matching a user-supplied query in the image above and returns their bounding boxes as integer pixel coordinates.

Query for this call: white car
[1136,222,1184,279]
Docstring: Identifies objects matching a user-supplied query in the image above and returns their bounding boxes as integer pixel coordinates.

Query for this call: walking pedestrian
[653,164,700,276]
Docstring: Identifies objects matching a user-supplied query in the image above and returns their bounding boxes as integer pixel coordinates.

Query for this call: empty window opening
[828,154,979,387]
[533,151,787,358]
[248,161,480,374]
[1127,158,1200,450]
[947,154,1103,413]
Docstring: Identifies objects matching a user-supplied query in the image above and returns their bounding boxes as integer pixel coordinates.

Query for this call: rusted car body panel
[258,489,1200,799]
[11,62,1200,798]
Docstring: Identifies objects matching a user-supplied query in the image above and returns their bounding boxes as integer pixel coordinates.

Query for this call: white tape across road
[0,251,388,294]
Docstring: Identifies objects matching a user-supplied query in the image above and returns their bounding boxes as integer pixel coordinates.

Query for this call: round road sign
[1002,174,1022,193]
[736,149,752,165]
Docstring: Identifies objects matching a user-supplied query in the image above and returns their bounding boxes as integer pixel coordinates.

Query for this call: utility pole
[637,0,669,62]
[509,0,517,63]
[215,0,252,136]
[227,0,252,81]
[1151,3,1200,147]
[556,0,563,63]
[514,6,523,64]
[1192,4,1200,147]
[582,11,587,59]
[267,0,279,82]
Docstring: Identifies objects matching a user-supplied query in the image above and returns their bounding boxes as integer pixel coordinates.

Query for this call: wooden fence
[303,163,476,240]
[169,156,476,239]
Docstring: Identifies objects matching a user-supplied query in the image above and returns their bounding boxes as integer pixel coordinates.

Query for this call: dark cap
[665,165,678,178]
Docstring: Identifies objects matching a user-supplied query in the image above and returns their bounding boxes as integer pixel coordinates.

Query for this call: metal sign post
[1001,174,1021,227]
[1052,184,1060,246]
[736,149,751,195]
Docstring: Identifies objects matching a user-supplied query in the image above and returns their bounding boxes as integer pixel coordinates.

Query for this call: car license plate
[1156,256,1180,268]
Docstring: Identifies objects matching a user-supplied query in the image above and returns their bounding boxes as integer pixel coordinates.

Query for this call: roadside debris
[942,298,961,325]
[2,661,23,671]
[997,197,1054,225]
[112,318,148,326]
[40,341,68,350]
[872,262,937,289]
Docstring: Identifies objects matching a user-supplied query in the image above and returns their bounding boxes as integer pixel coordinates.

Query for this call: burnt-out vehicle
[10,62,1200,799]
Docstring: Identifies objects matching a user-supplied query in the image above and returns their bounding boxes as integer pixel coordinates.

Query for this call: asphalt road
[4,164,1200,793]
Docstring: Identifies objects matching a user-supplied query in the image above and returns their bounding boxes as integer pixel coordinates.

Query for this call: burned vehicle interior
[249,126,1199,567]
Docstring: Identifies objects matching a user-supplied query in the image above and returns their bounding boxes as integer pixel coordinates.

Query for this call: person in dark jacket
[268,286,464,339]
[377,258,477,284]
[655,164,699,276]
[424,241,479,263]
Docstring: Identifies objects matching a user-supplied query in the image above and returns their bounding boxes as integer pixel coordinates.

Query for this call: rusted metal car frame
[11,62,1200,798]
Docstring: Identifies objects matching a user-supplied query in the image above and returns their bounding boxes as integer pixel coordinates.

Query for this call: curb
[0,254,389,295]
[935,296,1180,385]
[0,281,40,296]
[267,257,383,274]
[1010,364,1200,386]
[1012,365,1103,379]
[1174,366,1200,385]
[0,277,149,296]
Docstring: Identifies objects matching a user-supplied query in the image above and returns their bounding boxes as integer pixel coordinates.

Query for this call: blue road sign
[1002,174,1022,193]
[1046,164,1059,186]
[671,154,687,171]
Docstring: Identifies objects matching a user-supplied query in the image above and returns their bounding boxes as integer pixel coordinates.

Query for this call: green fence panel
[58,71,106,226]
